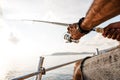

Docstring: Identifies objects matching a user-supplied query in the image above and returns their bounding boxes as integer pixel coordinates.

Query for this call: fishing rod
[21,19,103,43]
[22,19,70,26]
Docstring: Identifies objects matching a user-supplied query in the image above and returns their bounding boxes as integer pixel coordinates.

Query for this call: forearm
[81,0,120,30]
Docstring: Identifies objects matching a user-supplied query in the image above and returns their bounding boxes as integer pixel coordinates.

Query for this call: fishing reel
[64,27,103,43]
[64,33,79,43]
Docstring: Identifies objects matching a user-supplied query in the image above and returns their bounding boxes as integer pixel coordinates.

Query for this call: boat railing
[12,56,82,80]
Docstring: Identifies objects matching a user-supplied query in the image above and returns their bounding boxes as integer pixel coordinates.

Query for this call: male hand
[102,21,120,41]
[67,23,85,40]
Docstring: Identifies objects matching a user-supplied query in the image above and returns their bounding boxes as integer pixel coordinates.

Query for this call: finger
[111,31,118,39]
[67,26,70,31]
[102,28,110,37]
[67,25,71,33]
[67,27,70,33]
[72,23,77,30]
[106,34,112,38]
[68,24,74,30]
[105,29,115,38]
[116,29,120,41]
[117,35,120,41]
[68,24,77,30]
[103,24,114,37]
[67,24,73,33]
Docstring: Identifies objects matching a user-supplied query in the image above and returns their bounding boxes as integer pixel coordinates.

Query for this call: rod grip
[95,28,104,33]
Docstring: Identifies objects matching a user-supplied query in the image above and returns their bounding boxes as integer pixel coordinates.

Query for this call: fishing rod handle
[95,28,104,33]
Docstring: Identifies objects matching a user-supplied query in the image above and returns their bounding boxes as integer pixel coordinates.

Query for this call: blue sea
[5,54,92,80]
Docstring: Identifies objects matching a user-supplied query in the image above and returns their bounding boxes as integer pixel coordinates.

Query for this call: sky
[1,0,119,55]
[0,0,120,79]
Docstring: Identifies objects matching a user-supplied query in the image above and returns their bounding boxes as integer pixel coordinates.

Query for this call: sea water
[4,54,91,80]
